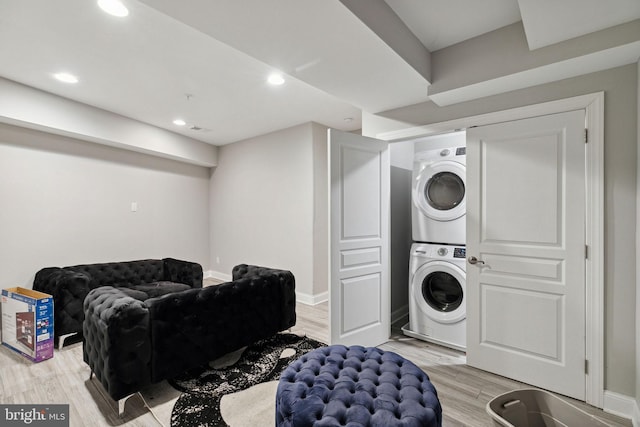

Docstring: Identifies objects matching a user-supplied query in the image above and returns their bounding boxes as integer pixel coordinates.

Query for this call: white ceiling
[0,0,638,146]
[517,0,640,50]
[386,0,522,52]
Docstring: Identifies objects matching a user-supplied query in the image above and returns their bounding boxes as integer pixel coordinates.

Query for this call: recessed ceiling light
[53,72,79,84]
[173,119,186,126]
[97,0,129,17]
[267,73,285,86]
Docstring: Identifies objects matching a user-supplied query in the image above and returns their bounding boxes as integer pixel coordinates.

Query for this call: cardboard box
[1,287,54,362]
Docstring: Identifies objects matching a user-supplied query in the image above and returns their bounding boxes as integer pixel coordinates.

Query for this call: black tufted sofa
[82,264,296,414]
[33,258,203,347]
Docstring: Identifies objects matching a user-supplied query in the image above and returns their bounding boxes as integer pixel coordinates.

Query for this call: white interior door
[328,129,390,346]
[466,110,586,400]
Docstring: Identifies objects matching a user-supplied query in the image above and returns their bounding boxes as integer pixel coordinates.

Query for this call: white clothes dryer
[412,144,466,245]
[403,242,466,351]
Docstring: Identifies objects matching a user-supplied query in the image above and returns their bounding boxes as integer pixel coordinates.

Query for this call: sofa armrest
[232,264,297,330]
[232,263,273,281]
[33,267,62,294]
[83,287,151,401]
[163,258,203,288]
[33,267,92,338]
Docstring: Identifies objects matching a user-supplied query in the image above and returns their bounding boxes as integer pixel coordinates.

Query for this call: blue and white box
[1,287,54,362]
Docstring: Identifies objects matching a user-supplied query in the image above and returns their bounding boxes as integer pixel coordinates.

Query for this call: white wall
[636,57,640,424]
[209,123,317,299]
[365,64,638,398]
[0,123,211,287]
[312,123,329,298]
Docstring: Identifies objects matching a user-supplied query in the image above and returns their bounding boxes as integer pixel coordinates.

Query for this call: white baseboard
[296,291,328,306]
[205,270,232,282]
[603,390,636,422]
[391,304,409,326]
[633,399,640,427]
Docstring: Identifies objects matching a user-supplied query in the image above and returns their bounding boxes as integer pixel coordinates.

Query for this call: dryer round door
[414,160,466,221]
[412,260,466,324]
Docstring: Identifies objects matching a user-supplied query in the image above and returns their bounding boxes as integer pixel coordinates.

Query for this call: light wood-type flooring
[292,301,631,427]
[0,282,632,426]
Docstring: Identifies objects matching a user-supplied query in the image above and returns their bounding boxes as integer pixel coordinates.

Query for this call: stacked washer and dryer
[402,131,467,351]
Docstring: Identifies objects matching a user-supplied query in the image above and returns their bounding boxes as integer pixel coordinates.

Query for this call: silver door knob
[468,256,485,265]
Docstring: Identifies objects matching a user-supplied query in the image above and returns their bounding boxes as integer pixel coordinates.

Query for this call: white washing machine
[402,242,466,351]
[412,135,466,245]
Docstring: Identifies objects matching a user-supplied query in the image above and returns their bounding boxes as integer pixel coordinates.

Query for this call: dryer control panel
[453,247,466,259]
[413,244,466,260]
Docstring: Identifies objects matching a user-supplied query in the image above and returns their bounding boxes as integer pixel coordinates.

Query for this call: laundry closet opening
[389,130,467,352]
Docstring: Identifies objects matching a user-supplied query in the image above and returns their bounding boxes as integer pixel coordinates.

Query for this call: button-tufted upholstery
[82,287,152,401]
[82,264,297,403]
[33,258,202,345]
[276,345,442,427]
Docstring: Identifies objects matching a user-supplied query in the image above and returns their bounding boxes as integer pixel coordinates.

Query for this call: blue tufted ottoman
[276,345,442,427]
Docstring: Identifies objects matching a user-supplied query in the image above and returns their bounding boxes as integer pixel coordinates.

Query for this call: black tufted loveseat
[32,258,203,347]
[82,264,296,414]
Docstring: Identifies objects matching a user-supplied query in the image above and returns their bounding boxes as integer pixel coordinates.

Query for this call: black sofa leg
[58,332,78,350]
[117,397,129,418]
[88,370,133,417]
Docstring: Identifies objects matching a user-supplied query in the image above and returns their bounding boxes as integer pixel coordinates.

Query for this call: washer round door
[414,160,466,221]
[412,260,466,324]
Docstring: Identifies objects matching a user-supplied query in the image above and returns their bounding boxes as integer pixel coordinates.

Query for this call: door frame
[376,91,604,408]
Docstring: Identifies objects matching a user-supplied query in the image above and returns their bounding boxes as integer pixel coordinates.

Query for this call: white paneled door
[328,129,390,346]
[466,110,586,400]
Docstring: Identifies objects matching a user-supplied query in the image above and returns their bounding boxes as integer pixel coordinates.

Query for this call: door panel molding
[377,92,604,407]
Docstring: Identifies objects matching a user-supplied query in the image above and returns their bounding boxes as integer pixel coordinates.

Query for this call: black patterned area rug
[168,333,325,427]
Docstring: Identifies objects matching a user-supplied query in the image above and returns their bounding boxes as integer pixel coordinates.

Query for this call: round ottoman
[276,345,442,427]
